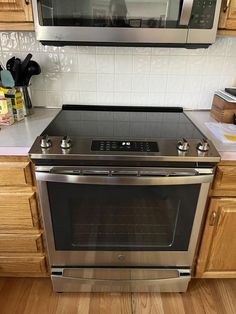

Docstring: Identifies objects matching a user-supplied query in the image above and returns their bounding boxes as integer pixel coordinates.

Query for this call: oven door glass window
[47,183,200,251]
[39,0,182,28]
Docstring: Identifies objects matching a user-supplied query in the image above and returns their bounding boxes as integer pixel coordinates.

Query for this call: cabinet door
[218,0,236,30]
[196,198,236,277]
[0,191,40,230]
[213,166,236,196]
[0,0,33,23]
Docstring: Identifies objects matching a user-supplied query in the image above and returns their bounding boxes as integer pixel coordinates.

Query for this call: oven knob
[177,138,189,152]
[197,138,209,152]
[40,134,51,148]
[60,136,72,149]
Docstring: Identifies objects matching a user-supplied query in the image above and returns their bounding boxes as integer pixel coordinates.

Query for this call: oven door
[36,167,213,267]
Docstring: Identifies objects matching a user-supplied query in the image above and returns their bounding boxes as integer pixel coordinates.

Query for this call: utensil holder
[15,85,33,116]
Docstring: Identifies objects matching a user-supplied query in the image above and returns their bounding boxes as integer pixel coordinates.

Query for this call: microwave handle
[179,0,194,26]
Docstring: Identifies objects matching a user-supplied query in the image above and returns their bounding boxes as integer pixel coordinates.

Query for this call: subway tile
[150,56,169,75]
[114,74,132,92]
[62,72,79,91]
[78,74,97,92]
[96,54,115,73]
[0,32,19,51]
[97,74,114,91]
[133,55,150,74]
[149,76,167,94]
[59,53,78,72]
[115,55,133,73]
[77,54,96,73]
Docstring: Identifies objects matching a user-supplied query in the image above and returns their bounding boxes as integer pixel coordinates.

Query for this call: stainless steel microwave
[32,0,222,48]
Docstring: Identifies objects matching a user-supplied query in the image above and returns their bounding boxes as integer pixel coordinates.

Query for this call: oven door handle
[36,171,214,185]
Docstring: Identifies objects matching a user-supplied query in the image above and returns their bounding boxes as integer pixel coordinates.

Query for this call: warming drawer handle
[179,0,194,25]
[53,275,190,285]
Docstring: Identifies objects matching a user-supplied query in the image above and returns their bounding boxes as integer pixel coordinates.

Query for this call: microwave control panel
[189,0,217,29]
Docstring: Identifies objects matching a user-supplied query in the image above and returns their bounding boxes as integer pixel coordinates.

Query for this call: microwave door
[32,0,188,46]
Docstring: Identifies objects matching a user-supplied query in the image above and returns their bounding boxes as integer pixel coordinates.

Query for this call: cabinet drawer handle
[209,211,218,226]
[223,0,231,12]
[25,0,30,5]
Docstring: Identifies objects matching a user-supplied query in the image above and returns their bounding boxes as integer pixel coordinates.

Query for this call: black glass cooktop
[43,105,204,139]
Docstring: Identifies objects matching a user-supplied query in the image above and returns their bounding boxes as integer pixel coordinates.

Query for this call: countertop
[0,108,60,156]
[0,108,235,161]
[185,111,236,161]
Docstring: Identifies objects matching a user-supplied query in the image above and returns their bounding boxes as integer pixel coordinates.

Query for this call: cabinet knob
[223,0,231,12]
[25,0,30,5]
[209,211,218,226]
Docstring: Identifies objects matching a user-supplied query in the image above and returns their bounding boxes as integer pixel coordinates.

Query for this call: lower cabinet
[195,162,236,278]
[0,156,48,277]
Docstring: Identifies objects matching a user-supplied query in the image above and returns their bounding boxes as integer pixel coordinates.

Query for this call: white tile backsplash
[0,32,235,109]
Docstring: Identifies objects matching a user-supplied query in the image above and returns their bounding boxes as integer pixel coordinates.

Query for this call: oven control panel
[91,140,159,152]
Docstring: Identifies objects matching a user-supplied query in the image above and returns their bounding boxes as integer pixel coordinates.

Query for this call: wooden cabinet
[218,0,236,35]
[0,0,34,31]
[0,156,48,277]
[195,161,236,278]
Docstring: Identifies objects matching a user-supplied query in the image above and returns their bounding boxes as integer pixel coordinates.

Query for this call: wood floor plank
[89,293,132,314]
[56,292,81,314]
[216,280,236,314]
[23,278,59,314]
[187,279,206,314]
[0,278,235,314]
[197,279,221,314]
[132,293,165,314]
[161,292,186,314]
[0,278,33,314]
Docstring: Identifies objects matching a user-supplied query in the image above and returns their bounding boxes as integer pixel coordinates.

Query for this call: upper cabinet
[218,0,236,34]
[0,0,34,31]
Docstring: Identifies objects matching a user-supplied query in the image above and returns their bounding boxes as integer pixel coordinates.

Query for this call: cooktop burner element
[29,105,220,164]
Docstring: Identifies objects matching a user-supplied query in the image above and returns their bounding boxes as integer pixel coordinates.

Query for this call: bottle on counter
[0,90,14,125]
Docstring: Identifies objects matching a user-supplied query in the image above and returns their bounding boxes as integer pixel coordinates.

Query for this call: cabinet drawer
[0,233,43,253]
[0,162,33,186]
[0,254,47,274]
[0,192,40,229]
[213,166,236,195]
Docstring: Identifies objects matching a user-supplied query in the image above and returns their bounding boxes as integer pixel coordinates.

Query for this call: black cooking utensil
[6,56,15,73]
[12,58,22,86]
[24,60,41,86]
[21,53,32,76]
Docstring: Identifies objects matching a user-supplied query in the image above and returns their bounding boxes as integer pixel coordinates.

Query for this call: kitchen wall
[0,31,236,109]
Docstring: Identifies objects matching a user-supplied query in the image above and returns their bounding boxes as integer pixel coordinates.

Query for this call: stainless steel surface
[32,0,222,46]
[179,0,194,25]
[40,134,51,148]
[197,139,210,152]
[36,169,213,186]
[60,136,72,149]
[37,169,211,267]
[51,268,190,292]
[29,137,221,163]
[187,0,222,44]
[177,138,190,152]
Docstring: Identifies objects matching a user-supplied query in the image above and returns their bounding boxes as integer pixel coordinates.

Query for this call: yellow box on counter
[0,91,14,126]
[0,87,24,121]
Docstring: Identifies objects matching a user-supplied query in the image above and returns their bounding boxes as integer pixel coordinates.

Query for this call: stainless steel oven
[36,165,213,292]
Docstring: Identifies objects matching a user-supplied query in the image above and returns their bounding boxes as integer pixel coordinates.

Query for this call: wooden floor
[0,278,235,314]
